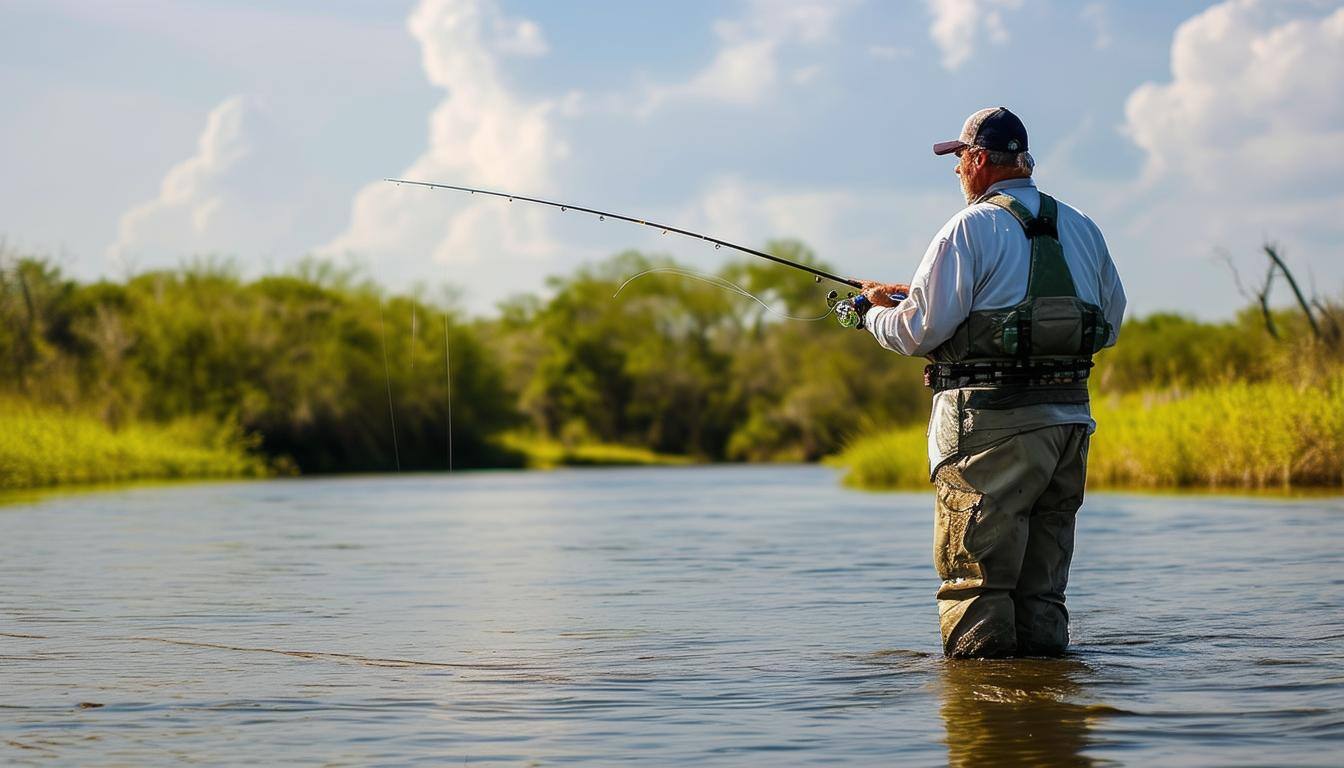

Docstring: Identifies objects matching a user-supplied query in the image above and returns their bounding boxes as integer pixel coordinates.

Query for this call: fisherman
[853,107,1126,658]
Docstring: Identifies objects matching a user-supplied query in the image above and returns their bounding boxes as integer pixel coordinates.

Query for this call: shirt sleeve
[1096,237,1127,347]
[866,216,977,356]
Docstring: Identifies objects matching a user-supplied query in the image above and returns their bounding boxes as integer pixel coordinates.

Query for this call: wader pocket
[934,464,983,582]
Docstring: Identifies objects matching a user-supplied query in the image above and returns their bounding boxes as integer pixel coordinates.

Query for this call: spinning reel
[825,288,907,330]
[825,289,868,329]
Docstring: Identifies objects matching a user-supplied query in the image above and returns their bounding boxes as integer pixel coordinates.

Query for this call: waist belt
[924,359,1094,393]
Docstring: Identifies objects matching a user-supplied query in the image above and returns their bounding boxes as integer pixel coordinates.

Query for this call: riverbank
[5,250,1339,493]
[0,407,692,492]
[497,432,694,469]
[0,400,269,490]
[10,376,1342,493]
[833,376,1344,491]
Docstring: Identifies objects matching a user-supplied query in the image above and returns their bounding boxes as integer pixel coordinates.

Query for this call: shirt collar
[973,176,1035,204]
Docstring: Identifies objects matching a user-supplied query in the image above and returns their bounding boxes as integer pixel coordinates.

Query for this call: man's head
[934,107,1035,204]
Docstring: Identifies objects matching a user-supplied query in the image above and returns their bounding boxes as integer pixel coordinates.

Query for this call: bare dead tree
[1218,243,1334,344]
[1218,248,1278,339]
[1262,243,1321,340]
[1257,260,1280,340]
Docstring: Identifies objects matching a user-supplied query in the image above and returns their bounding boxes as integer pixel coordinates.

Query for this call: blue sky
[2,0,1341,317]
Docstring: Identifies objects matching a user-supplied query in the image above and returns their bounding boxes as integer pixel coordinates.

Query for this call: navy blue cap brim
[933,140,966,156]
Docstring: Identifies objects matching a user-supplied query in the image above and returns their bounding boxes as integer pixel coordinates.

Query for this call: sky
[2,0,1342,318]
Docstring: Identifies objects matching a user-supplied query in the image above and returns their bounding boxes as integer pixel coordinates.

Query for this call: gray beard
[960,174,978,205]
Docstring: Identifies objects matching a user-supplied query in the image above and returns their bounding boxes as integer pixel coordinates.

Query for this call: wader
[924,192,1109,659]
[933,423,1089,657]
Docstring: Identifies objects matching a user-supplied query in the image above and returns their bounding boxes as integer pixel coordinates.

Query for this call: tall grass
[833,375,1344,491]
[0,398,268,490]
[1088,377,1344,489]
[827,423,930,490]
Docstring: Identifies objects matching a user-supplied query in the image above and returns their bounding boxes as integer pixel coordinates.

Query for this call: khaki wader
[932,423,1089,658]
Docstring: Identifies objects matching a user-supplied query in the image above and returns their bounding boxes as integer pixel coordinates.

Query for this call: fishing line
[613,267,837,322]
[377,297,401,472]
[443,313,454,472]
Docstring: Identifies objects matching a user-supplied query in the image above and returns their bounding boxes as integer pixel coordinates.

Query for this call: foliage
[834,373,1344,491]
[836,292,1344,491]
[1091,307,1343,392]
[4,241,1341,491]
[1088,376,1344,488]
[492,243,929,461]
[1,251,521,484]
[828,423,930,490]
[0,397,267,489]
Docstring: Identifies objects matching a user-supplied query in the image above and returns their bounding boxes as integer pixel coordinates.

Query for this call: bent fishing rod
[385,178,863,290]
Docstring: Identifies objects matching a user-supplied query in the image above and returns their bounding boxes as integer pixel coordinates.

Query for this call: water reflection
[939,658,1108,767]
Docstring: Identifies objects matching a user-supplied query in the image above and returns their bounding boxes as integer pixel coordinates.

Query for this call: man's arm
[861,221,977,356]
[1097,240,1127,347]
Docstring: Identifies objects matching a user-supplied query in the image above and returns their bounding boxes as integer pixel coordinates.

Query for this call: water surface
[2,466,1342,765]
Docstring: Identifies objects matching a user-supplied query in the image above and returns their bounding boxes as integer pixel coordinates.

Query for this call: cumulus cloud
[925,0,1023,71]
[492,15,548,57]
[1119,0,1344,305]
[320,0,571,303]
[1125,0,1344,190]
[106,95,336,270]
[639,0,856,114]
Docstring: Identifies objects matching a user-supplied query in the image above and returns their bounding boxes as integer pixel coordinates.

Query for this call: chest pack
[924,192,1111,397]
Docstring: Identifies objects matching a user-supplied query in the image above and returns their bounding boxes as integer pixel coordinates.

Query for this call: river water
[2,466,1342,766]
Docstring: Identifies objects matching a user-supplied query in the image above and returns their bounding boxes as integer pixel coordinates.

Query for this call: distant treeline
[2,243,1341,489]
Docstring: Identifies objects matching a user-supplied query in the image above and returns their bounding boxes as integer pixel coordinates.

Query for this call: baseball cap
[933,106,1029,156]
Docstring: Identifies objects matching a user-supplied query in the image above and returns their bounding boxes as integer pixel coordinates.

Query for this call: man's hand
[859,280,911,308]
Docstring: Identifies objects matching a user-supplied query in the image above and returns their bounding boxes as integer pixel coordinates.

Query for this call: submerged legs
[931,424,1089,658]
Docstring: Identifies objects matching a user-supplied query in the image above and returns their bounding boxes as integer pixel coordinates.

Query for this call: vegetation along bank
[3,244,1339,491]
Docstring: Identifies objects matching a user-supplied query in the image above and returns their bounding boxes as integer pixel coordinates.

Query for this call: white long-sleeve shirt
[865,177,1127,474]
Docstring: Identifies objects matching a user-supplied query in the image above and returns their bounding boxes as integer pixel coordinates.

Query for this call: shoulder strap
[983,191,1076,299]
[982,193,1035,231]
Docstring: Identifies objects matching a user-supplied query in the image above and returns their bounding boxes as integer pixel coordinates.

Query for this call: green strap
[983,192,1077,299]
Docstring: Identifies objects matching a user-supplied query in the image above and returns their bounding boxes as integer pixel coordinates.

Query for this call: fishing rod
[384,178,863,290]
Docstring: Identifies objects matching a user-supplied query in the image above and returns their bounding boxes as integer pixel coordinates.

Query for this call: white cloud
[1118,0,1344,308]
[320,0,571,303]
[639,0,856,114]
[106,95,336,271]
[925,0,1023,71]
[1125,0,1344,190]
[1081,3,1112,50]
[492,15,548,57]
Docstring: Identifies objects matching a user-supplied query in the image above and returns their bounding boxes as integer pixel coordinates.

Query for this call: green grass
[833,375,1344,491]
[1088,377,1344,489]
[496,432,695,469]
[0,398,269,490]
[827,423,930,490]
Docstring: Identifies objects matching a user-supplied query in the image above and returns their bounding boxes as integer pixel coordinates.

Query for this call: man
[854,107,1126,658]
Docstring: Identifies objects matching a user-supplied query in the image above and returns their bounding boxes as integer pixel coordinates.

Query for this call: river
[2,466,1342,765]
